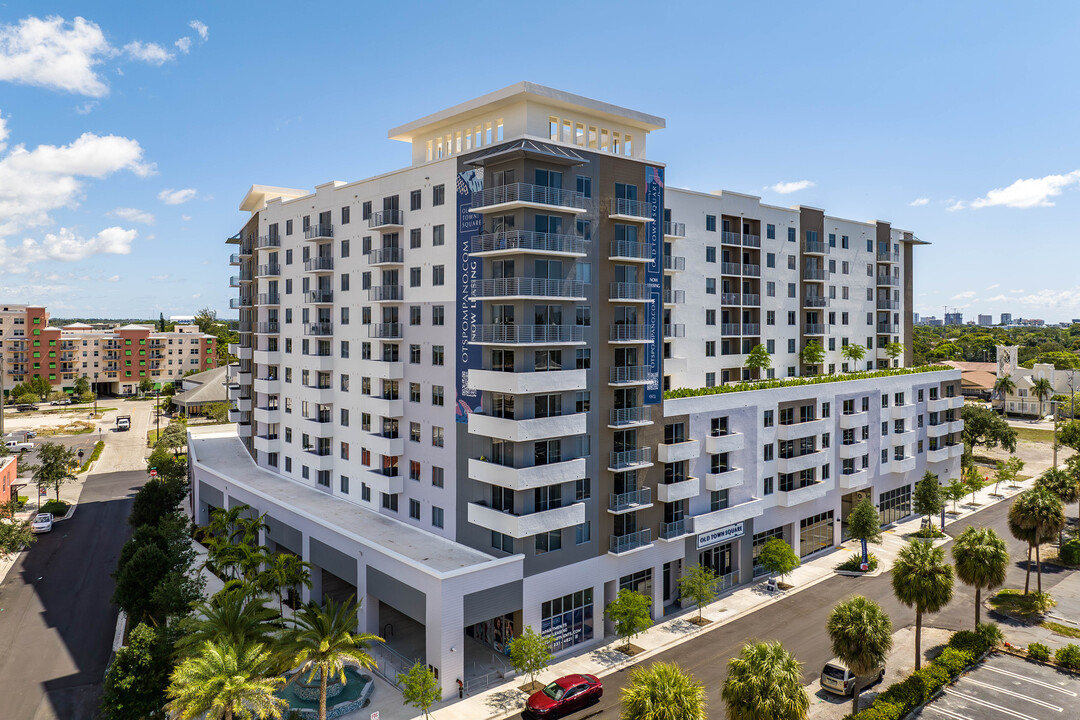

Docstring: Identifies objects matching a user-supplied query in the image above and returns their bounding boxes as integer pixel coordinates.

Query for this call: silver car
[820,659,885,696]
[31,513,54,533]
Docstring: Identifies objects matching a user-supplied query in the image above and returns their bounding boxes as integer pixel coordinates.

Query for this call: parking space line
[943,689,1042,720]
[962,678,1063,711]
[926,705,975,720]
[984,665,1079,696]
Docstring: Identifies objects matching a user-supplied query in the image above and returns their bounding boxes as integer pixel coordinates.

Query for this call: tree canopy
[961,404,1017,454]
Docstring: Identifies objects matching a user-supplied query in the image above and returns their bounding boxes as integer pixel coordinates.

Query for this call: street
[569,496,1071,719]
[0,469,144,720]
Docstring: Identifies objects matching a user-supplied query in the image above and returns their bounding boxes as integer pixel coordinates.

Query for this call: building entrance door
[840,489,873,541]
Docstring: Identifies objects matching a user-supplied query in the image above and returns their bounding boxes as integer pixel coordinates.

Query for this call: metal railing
[369,284,404,301]
[471,277,587,299]
[804,296,829,308]
[877,323,899,333]
[720,262,741,275]
[664,324,685,338]
[609,447,653,469]
[368,209,404,228]
[877,251,900,263]
[742,323,760,335]
[303,223,334,239]
[367,323,402,339]
[305,290,334,304]
[609,487,652,512]
[803,268,828,280]
[609,240,653,260]
[610,282,651,301]
[229,253,242,265]
[229,296,252,309]
[471,230,588,256]
[368,246,404,264]
[742,264,761,277]
[803,241,829,254]
[610,529,652,554]
[471,325,584,344]
[803,323,825,335]
[256,234,281,249]
[721,292,741,305]
[742,293,761,306]
[257,293,280,305]
[663,255,686,271]
[663,221,685,237]
[609,324,654,342]
[877,299,899,310]
[664,288,685,304]
[609,365,649,384]
[368,643,420,691]
[741,234,761,248]
[876,275,899,286]
[305,322,333,336]
[609,197,654,218]
[661,519,687,540]
[721,231,741,245]
[721,323,741,336]
[610,406,651,426]
[256,263,281,277]
[472,183,586,210]
[304,257,334,272]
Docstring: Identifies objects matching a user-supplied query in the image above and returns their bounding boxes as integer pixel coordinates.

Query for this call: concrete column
[426,587,464,701]
[355,557,371,633]
[301,534,323,605]
[650,563,664,621]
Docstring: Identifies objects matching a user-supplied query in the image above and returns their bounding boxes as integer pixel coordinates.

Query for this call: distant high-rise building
[944,312,963,326]
[977,314,992,326]
[913,312,920,324]
[1000,313,1012,325]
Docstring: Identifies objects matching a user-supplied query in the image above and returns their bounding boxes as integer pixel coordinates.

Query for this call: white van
[820,659,885,696]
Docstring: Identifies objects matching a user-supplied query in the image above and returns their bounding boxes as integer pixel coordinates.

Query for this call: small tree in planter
[508,626,554,693]
[676,564,720,623]
[605,589,653,654]
[964,466,986,507]
[913,471,944,534]
[847,499,882,569]
[944,478,967,514]
[398,660,440,719]
[799,340,825,374]
[745,344,772,379]
[994,456,1024,494]
[759,538,800,588]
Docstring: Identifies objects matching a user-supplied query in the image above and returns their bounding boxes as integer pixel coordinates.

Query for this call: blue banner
[644,166,664,405]
[455,168,485,423]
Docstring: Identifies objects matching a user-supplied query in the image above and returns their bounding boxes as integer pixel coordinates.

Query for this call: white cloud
[765,180,815,194]
[107,274,120,282]
[158,188,197,205]
[189,21,209,41]
[946,201,965,212]
[0,111,155,236]
[181,214,191,221]
[191,293,201,299]
[908,197,929,207]
[971,170,1080,209]
[0,226,137,272]
[151,273,168,281]
[74,101,97,115]
[952,290,976,300]
[0,16,112,97]
[1010,287,1080,310]
[1010,289,1025,294]
[174,37,191,54]
[123,41,173,66]
[112,207,154,224]
[986,294,1008,302]
[985,283,1000,290]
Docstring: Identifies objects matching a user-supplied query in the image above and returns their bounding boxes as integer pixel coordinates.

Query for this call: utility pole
[0,352,5,439]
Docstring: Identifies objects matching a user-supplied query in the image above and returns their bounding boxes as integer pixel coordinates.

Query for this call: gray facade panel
[199,481,223,509]
[265,514,303,555]
[367,566,426,624]
[310,537,357,585]
[463,580,523,626]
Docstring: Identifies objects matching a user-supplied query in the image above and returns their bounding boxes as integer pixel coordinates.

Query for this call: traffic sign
[370,712,379,720]
[150,469,158,478]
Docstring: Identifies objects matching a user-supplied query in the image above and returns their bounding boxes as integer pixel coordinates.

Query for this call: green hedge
[1028,643,1051,661]
[79,440,105,472]
[1055,644,1080,670]
[664,365,953,400]
[845,630,991,720]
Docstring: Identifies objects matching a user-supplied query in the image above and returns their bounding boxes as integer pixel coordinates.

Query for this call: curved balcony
[706,432,744,454]
[303,224,333,240]
[777,481,828,507]
[705,467,744,491]
[608,197,654,221]
[368,209,404,229]
[609,240,653,262]
[471,183,586,214]
[839,441,867,460]
[839,469,869,489]
[470,277,587,301]
[368,284,404,302]
[470,324,584,345]
[468,411,587,442]
[471,230,587,257]
[658,476,700,504]
[609,324,654,343]
[468,501,585,539]
[608,406,652,428]
[658,439,700,464]
[777,417,827,441]
[609,282,652,302]
[304,257,334,273]
[367,247,404,266]
[468,457,586,491]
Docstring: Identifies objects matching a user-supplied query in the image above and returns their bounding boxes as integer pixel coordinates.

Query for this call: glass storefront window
[541,588,593,653]
[752,527,784,577]
[799,511,835,557]
[879,485,912,525]
[619,569,652,597]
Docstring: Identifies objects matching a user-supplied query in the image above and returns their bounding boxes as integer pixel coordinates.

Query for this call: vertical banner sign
[644,166,664,405]
[455,167,485,423]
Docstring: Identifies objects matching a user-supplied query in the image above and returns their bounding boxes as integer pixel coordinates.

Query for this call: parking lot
[913,653,1079,720]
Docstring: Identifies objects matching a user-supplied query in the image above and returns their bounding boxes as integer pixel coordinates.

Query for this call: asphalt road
[0,469,144,720]
[553,495,1071,720]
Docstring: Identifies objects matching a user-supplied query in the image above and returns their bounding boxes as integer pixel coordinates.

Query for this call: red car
[525,674,603,718]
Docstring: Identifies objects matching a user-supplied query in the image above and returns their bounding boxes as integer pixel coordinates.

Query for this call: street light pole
[93,371,98,416]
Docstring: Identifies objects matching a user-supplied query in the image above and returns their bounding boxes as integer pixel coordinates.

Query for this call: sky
[1,2,1079,322]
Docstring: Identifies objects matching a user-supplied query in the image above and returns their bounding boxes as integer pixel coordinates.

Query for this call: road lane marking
[984,665,1078,695]
[927,706,974,720]
[944,689,1042,720]
[963,678,1063,711]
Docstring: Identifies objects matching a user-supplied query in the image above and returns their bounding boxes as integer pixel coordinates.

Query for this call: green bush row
[664,365,953,400]
[1056,644,1080,670]
[836,552,879,572]
[79,440,105,473]
[1060,538,1080,565]
[1028,643,1051,661]
[845,627,994,720]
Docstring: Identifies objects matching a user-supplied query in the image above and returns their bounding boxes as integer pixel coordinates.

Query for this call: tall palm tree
[1008,500,1040,595]
[177,584,280,657]
[166,640,287,720]
[1032,377,1054,417]
[1037,467,1079,518]
[994,375,1016,414]
[891,539,954,669]
[951,527,1009,627]
[621,661,706,720]
[1010,486,1065,595]
[282,596,383,720]
[826,596,892,715]
[721,641,809,720]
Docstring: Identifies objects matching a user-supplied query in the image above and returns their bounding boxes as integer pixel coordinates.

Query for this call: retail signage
[643,165,664,405]
[455,167,485,423]
[697,521,744,550]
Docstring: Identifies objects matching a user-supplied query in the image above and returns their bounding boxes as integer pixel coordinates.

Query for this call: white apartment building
[193,83,961,699]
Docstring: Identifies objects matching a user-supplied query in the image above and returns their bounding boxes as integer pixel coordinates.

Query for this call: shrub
[664,364,952,399]
[38,500,69,517]
[836,552,879,572]
[1028,643,1051,662]
[1055,643,1080,670]
[976,622,1004,648]
[947,630,991,658]
[846,702,903,720]
[935,647,974,676]
[1060,538,1080,565]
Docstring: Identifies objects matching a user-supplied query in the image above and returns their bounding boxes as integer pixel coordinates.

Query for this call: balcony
[839,410,868,429]
[471,183,586,214]
[468,457,586,491]
[609,529,652,555]
[664,289,685,305]
[255,321,280,334]
[720,262,742,275]
[877,250,900,263]
[877,323,899,334]
[721,292,741,305]
[803,268,829,281]
[305,323,333,336]
[660,520,690,541]
[366,396,404,418]
[468,412,587,442]
[689,498,764,534]
[657,476,700,503]
[948,443,964,459]
[367,323,402,339]
[368,209,404,229]
[876,275,899,287]
[608,487,653,514]
[721,231,741,246]
[305,289,334,304]
[229,273,252,287]
[803,323,825,335]
[949,419,965,435]
[721,323,741,337]
[366,469,404,496]
[742,294,761,306]
[889,456,917,474]
[927,396,964,413]
[257,292,281,305]
[304,223,334,240]
[360,359,404,380]
[256,263,281,277]
[742,264,761,277]
[927,422,950,438]
[706,432,744,454]
[229,253,242,266]
[803,241,829,255]
[742,234,761,248]
[368,284,403,302]
[471,230,587,257]
[705,467,744,491]
[664,324,685,339]
[609,365,650,386]
[839,469,870,488]
[471,324,584,345]
[803,296,830,308]
[877,299,899,310]
[777,417,827,441]
[366,432,404,457]
[777,481,828,507]
[609,324,654,343]
[742,323,760,335]
[308,410,332,424]
[608,197,654,221]
[470,277,587,301]
[468,368,587,394]
[608,447,654,471]
[228,408,251,424]
[891,402,917,420]
[838,441,867,460]
[926,447,950,464]
[468,501,585,538]
[663,255,686,272]
[304,257,334,272]
[256,234,281,249]
[777,450,827,475]
[658,439,700,464]
[608,406,653,428]
[609,282,652,302]
[229,296,253,309]
[663,221,685,238]
[368,247,404,265]
[609,240,653,262]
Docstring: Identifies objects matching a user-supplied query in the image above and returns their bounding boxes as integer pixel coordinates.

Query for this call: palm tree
[722,640,809,720]
[1032,377,1054,417]
[840,343,866,371]
[621,661,706,720]
[1010,486,1065,595]
[262,552,313,618]
[166,640,287,720]
[891,539,954,669]
[282,596,383,720]
[826,596,893,715]
[994,375,1016,414]
[951,527,1009,627]
[177,584,280,656]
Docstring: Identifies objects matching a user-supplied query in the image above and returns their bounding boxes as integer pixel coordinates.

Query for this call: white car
[31,513,53,533]
[4,440,33,451]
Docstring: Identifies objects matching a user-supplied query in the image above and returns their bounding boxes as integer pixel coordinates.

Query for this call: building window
[409,499,420,520]
[432,466,444,488]
[706,247,716,263]
[382,493,398,512]
[410,267,421,287]
[340,476,349,494]
[432,426,444,447]
[432,345,444,365]
[535,530,562,554]
[432,184,445,206]
[705,215,716,232]
[341,206,350,225]
[432,305,444,325]
[540,589,593,652]
[432,224,445,246]
[410,189,421,210]
[432,265,444,285]
[800,511,834,557]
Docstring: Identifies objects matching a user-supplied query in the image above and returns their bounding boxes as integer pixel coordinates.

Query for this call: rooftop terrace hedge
[664,365,954,400]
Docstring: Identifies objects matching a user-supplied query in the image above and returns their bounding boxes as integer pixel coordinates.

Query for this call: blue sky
[1,2,1079,321]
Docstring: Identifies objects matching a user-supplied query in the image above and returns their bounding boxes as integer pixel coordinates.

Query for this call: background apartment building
[195,83,960,699]
[0,304,217,396]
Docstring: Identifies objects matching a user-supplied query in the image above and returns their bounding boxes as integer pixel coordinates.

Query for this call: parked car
[31,513,53,533]
[16,404,37,412]
[4,440,33,452]
[525,674,602,718]
[820,659,885,696]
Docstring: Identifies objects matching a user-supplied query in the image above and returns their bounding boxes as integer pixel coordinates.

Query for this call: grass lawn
[1042,620,1080,639]
[1013,426,1057,443]
[989,588,1056,622]
[38,499,70,517]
